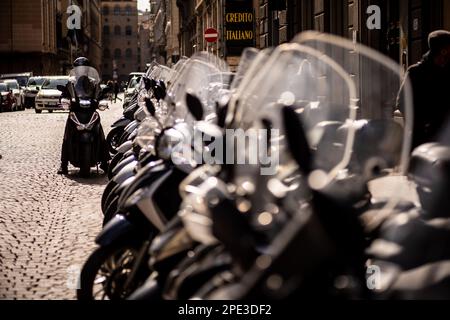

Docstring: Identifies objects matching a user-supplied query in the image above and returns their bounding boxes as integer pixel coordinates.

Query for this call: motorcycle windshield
[226,48,274,127]
[167,52,229,124]
[69,66,100,99]
[157,66,173,83]
[145,61,160,77]
[236,37,410,176]
[230,47,260,91]
[137,54,229,152]
[291,32,413,188]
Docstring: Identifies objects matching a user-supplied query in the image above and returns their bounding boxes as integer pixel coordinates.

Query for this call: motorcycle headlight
[80,99,91,108]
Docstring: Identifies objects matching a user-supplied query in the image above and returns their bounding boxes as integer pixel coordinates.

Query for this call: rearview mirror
[159,80,166,92]
[215,100,229,128]
[143,77,152,91]
[152,81,166,101]
[186,92,204,121]
[282,105,311,174]
[145,97,156,116]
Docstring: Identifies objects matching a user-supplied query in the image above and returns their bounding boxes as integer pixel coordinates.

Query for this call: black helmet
[428,30,450,55]
[73,57,91,67]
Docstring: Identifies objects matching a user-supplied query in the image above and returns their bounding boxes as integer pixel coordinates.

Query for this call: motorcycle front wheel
[102,180,118,213]
[107,127,124,156]
[103,195,119,226]
[77,243,141,300]
[108,152,125,180]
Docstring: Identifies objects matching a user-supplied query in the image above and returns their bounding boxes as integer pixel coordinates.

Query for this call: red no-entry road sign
[204,28,219,43]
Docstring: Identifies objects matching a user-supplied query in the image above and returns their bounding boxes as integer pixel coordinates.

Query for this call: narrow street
[0,97,123,299]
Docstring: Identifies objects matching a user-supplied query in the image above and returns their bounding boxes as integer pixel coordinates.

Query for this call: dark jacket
[399,53,450,149]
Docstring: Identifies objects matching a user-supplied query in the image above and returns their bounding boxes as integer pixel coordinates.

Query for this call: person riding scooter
[57,57,110,175]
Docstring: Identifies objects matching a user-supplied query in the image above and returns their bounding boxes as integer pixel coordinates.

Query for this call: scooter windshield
[226,48,274,127]
[69,66,100,99]
[233,36,411,185]
[292,32,413,188]
[167,52,229,124]
[230,47,260,91]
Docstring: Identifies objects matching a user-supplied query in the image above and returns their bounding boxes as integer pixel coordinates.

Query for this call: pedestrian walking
[398,30,450,150]
[113,81,120,103]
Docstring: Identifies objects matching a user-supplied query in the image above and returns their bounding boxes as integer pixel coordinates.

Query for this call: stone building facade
[173,0,450,70]
[138,10,153,72]
[101,0,139,82]
[0,0,102,76]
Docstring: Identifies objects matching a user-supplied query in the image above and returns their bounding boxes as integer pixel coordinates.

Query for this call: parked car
[1,79,24,110]
[24,76,47,108]
[124,73,144,105]
[35,76,69,113]
[0,83,17,112]
[0,72,32,89]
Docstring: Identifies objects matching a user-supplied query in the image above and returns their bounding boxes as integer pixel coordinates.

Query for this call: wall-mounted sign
[225,0,255,56]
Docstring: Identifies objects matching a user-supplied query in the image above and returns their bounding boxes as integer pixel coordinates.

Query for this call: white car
[35,76,69,113]
[1,79,24,110]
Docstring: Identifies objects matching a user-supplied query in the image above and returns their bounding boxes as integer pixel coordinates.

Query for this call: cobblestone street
[0,97,123,300]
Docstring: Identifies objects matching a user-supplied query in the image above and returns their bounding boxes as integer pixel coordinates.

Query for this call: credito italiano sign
[225,0,255,56]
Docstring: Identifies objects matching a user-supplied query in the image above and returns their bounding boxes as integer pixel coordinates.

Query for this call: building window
[125,6,132,16]
[150,1,157,14]
[103,25,110,35]
[125,48,132,58]
[126,26,132,36]
[114,49,121,58]
[104,63,109,69]
[103,6,109,16]
[122,64,126,68]
[114,25,121,36]
[104,48,111,58]
[114,6,120,15]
